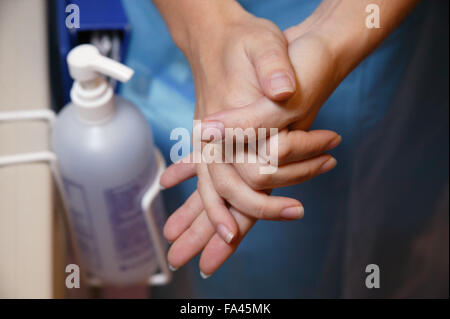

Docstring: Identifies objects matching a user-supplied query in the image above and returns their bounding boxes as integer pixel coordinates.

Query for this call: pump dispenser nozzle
[67,44,134,123]
[67,44,133,83]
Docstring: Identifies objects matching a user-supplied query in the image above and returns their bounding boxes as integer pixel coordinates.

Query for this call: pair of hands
[159,8,343,277]
[155,0,419,277]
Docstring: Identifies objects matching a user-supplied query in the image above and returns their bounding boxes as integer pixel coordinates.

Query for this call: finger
[201,95,303,143]
[247,35,296,101]
[197,162,239,244]
[167,209,215,270]
[276,130,341,165]
[207,162,303,220]
[160,153,196,189]
[163,190,203,243]
[199,207,256,278]
[235,154,337,190]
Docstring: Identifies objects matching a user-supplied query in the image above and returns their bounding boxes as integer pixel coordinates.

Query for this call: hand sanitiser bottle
[52,44,169,286]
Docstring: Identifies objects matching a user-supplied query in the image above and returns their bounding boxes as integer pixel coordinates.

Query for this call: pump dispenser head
[67,44,134,123]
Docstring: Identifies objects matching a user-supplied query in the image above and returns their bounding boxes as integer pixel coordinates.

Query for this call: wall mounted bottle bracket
[0,109,172,288]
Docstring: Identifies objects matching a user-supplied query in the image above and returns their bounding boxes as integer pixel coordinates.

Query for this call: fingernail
[326,135,342,151]
[201,121,224,142]
[269,72,295,97]
[217,224,235,244]
[168,263,178,272]
[200,271,211,279]
[280,206,304,220]
[319,157,337,174]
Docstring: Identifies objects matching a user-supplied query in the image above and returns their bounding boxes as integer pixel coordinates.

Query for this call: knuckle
[256,48,285,67]
[252,200,267,219]
[258,172,272,188]
[247,170,271,190]
[302,165,316,180]
[298,135,319,158]
[215,178,232,197]
[187,226,204,245]
[298,135,312,153]
[252,197,276,219]
[246,173,260,189]
[278,139,293,162]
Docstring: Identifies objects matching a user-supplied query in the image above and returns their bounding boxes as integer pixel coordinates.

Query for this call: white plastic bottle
[52,44,167,285]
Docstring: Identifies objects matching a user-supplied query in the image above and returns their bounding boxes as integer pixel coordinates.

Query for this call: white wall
[0,0,56,298]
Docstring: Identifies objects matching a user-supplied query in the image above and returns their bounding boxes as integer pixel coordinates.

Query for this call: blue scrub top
[120,0,449,298]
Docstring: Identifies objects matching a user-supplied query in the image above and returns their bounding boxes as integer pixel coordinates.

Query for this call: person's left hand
[161,128,339,276]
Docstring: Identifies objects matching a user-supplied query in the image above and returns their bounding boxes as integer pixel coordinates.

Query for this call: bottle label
[63,164,164,275]
[63,178,102,270]
[104,168,155,272]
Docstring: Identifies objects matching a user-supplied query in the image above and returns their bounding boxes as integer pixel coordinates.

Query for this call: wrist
[160,0,248,57]
[297,15,359,84]
[299,0,419,83]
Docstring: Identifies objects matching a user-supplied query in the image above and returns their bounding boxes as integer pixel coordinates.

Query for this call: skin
[156,0,341,244]
[155,0,420,276]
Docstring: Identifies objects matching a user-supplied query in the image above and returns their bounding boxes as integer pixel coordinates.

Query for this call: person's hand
[161,9,342,244]
[160,26,344,277]
[188,25,345,245]
[181,25,343,247]
[161,128,341,276]
[162,188,256,278]
[201,0,421,134]
[163,128,341,226]
[158,0,421,277]
[200,28,340,138]
[186,5,297,117]
[191,0,421,245]
[155,0,340,244]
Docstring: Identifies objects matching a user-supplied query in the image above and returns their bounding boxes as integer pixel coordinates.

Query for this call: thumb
[248,38,296,101]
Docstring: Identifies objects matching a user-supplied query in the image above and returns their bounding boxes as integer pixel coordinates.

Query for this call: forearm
[153,0,247,55]
[306,0,420,81]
